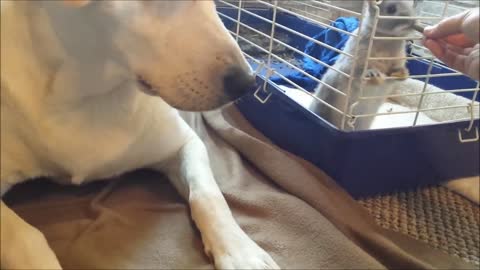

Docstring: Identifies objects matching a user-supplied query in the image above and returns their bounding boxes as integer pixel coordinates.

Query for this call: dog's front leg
[1,200,62,269]
[157,135,279,269]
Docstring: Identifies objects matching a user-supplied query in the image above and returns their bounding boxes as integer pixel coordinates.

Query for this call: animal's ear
[63,0,90,8]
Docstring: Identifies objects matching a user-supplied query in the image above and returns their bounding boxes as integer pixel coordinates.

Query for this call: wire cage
[215,0,480,197]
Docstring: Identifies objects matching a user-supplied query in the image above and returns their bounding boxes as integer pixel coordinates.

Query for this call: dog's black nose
[223,67,257,100]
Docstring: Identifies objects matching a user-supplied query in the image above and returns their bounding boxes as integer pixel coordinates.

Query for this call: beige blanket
[4,106,475,269]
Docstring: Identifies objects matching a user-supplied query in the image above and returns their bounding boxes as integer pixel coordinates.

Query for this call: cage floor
[236,24,303,68]
[358,186,480,265]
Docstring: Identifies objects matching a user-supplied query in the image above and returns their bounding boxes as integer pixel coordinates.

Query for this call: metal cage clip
[458,127,479,143]
[254,66,273,104]
[458,103,479,143]
[253,85,272,104]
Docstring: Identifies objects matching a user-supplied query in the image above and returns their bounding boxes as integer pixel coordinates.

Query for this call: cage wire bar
[216,0,480,134]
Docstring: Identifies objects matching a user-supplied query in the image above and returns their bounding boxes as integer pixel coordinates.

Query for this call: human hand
[422,9,479,80]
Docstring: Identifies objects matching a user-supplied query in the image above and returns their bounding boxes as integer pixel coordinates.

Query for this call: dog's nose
[223,67,257,100]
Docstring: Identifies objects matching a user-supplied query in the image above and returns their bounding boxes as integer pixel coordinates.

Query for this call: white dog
[0,0,279,269]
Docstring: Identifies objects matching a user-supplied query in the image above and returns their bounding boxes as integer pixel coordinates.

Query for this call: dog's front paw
[214,242,279,269]
[364,69,386,85]
[215,247,279,269]
[389,67,409,81]
[209,228,279,269]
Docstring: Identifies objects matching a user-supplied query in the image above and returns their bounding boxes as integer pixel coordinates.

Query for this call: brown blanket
[4,106,475,269]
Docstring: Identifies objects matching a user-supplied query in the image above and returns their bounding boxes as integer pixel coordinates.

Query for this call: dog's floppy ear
[63,0,90,8]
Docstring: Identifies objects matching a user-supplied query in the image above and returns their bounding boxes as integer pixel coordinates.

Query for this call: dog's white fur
[0,1,279,269]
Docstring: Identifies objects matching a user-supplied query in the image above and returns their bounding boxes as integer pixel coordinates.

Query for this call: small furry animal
[310,0,417,130]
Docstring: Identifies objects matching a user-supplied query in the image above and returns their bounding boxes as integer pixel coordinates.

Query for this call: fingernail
[424,26,433,34]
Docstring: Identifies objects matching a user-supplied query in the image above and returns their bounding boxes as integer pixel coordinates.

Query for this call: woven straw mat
[358,185,480,265]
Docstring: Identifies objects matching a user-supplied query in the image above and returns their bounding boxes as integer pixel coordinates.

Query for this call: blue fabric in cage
[271,17,359,92]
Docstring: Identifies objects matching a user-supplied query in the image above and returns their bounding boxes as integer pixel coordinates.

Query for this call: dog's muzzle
[223,67,257,100]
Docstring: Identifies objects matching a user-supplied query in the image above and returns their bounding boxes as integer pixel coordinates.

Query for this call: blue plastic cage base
[236,78,479,198]
[218,7,480,198]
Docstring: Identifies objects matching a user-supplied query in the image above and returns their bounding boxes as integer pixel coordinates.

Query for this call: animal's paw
[214,243,279,270]
[208,228,279,269]
[214,247,279,269]
[364,69,386,85]
[389,67,409,81]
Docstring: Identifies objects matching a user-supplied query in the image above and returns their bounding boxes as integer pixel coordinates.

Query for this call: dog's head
[63,0,255,111]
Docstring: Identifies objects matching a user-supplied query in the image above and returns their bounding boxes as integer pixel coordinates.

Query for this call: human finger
[423,39,446,58]
[444,33,477,48]
[443,45,479,80]
[441,47,469,73]
[445,43,473,56]
[424,9,479,42]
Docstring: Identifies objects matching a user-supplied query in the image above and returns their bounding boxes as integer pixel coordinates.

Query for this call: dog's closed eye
[137,75,158,96]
